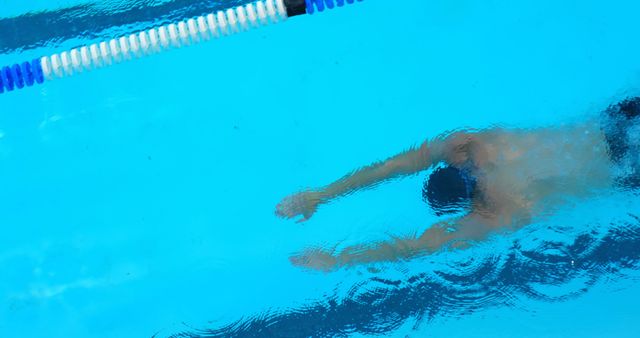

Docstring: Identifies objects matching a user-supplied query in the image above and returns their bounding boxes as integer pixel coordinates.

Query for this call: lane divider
[0,0,362,95]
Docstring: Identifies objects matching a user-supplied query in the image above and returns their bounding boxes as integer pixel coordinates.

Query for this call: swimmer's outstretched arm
[276,141,434,222]
[290,209,528,271]
[276,133,478,222]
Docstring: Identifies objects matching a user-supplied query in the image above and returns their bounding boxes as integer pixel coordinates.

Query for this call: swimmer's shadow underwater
[276,97,640,272]
[167,210,640,337]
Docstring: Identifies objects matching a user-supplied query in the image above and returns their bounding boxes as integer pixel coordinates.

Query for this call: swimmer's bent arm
[276,132,477,222]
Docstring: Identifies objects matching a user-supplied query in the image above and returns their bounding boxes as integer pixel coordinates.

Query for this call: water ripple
[160,212,640,337]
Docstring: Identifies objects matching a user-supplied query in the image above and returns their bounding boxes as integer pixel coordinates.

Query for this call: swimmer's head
[423,166,476,216]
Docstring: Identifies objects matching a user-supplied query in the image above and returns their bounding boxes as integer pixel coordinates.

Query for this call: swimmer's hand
[289,248,338,272]
[276,190,322,223]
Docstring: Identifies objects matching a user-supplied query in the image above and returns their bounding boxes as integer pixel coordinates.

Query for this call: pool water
[1,1,640,337]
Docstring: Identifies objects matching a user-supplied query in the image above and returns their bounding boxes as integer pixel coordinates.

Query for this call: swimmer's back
[471,121,614,210]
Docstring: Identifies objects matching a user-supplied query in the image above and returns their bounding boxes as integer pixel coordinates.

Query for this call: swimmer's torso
[469,120,614,213]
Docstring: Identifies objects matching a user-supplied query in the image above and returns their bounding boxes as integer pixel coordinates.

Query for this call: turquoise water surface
[1,1,640,337]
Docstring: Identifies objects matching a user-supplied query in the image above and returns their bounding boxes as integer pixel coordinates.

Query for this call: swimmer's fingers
[276,191,319,221]
[275,194,302,219]
[295,213,315,223]
[275,200,292,218]
[297,202,319,223]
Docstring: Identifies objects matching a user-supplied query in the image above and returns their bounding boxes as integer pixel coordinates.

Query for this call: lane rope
[0,0,362,94]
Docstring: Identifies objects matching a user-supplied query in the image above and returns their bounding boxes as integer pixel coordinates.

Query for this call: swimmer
[276,97,640,271]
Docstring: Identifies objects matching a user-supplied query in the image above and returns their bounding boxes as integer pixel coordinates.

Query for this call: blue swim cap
[423,166,476,216]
